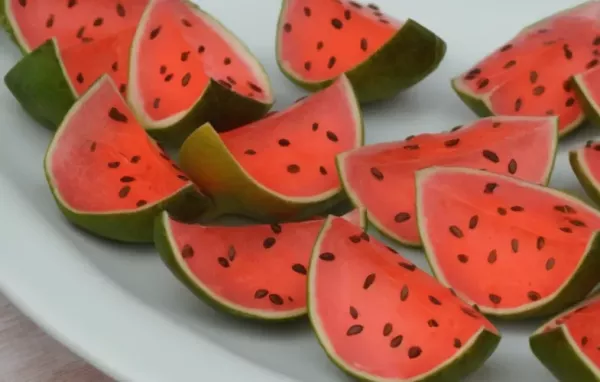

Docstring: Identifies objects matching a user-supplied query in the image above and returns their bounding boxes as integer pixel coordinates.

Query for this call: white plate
[0,0,595,381]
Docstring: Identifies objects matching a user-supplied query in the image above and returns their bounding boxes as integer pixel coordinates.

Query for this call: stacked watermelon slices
[9,0,600,381]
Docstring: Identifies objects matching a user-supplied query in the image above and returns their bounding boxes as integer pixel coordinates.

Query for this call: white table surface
[0,293,112,382]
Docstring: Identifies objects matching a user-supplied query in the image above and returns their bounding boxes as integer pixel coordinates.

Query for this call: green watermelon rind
[451,75,586,139]
[529,292,600,382]
[178,75,364,223]
[307,216,501,382]
[336,116,560,249]
[275,1,447,104]
[570,148,600,206]
[4,39,78,130]
[417,166,600,320]
[44,76,209,243]
[573,73,600,131]
[127,1,275,146]
[153,211,308,321]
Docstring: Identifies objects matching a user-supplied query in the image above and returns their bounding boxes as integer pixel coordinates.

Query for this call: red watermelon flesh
[452,1,600,135]
[47,76,190,213]
[338,116,558,247]
[5,0,148,96]
[308,216,500,380]
[278,0,401,82]
[417,166,600,318]
[128,0,272,127]
[156,210,364,320]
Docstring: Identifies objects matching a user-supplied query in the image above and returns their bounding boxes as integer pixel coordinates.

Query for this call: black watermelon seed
[504,60,517,69]
[461,306,479,318]
[390,335,404,348]
[90,142,97,152]
[177,175,189,181]
[136,200,147,207]
[326,131,338,142]
[360,38,368,51]
[283,23,292,32]
[311,122,319,131]
[582,336,589,346]
[587,59,599,69]
[248,82,263,93]
[269,294,284,305]
[226,76,237,85]
[304,61,312,71]
[429,296,442,305]
[545,110,555,116]
[360,232,370,242]
[368,3,380,10]
[331,18,343,29]
[594,36,600,45]
[400,285,409,301]
[347,325,363,336]
[482,150,500,163]
[484,182,498,194]
[466,68,481,77]
[255,289,268,299]
[560,227,573,233]
[566,97,576,107]
[451,125,463,132]
[468,215,479,229]
[510,206,524,212]
[120,176,135,183]
[449,225,463,238]
[218,80,232,89]
[227,246,236,262]
[565,205,576,213]
[370,167,384,180]
[107,161,120,168]
[379,18,389,24]
[344,9,352,20]
[487,249,497,264]
[116,3,125,17]
[217,257,229,268]
[109,107,128,123]
[319,166,328,175]
[263,237,276,249]
[349,306,358,319]
[288,297,294,302]
[570,219,586,227]
[349,235,361,243]
[81,37,94,44]
[444,138,460,147]
[119,84,127,94]
[387,246,398,254]
[244,149,256,155]
[537,236,545,250]
[508,159,518,174]
[316,41,324,50]
[180,51,190,62]
[76,26,85,38]
[405,135,415,141]
[489,294,502,304]
[327,56,337,69]
[477,78,489,89]
[404,144,420,150]
[363,273,376,289]
[223,57,231,66]
[554,205,567,213]
[287,164,300,173]
[563,44,573,59]
[153,98,160,109]
[350,1,363,8]
[181,244,194,258]
[511,238,519,253]
[533,86,545,96]
[563,80,572,92]
[383,323,393,336]
[278,139,290,147]
[500,44,513,52]
[514,98,523,112]
[18,0,27,6]
[394,212,411,223]
[454,338,462,348]
[159,65,167,74]
[303,6,311,16]
[46,14,54,28]
[529,71,538,84]
[149,26,162,40]
[408,347,422,359]
[528,291,541,301]
[270,224,282,234]
[198,45,205,53]
[492,122,502,128]
[428,319,439,327]
[319,252,335,261]
[399,262,416,271]
[457,254,469,263]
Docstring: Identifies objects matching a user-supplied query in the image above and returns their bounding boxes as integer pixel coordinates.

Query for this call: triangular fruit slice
[276,0,446,103]
[44,76,208,243]
[308,216,500,381]
[530,292,600,381]
[570,140,600,206]
[128,0,273,145]
[417,166,600,319]
[3,0,148,129]
[179,75,363,222]
[451,1,600,137]
[339,116,558,247]
[154,209,365,320]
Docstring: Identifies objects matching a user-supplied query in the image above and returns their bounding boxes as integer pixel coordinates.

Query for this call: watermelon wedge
[338,116,558,247]
[530,291,600,382]
[417,166,600,319]
[179,75,363,222]
[3,0,148,129]
[308,216,500,381]
[44,76,208,243]
[574,66,600,135]
[451,0,600,137]
[154,209,365,320]
[127,0,273,145]
[570,140,600,206]
[276,0,446,103]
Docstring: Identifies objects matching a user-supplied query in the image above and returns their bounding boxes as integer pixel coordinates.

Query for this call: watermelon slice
[276,0,446,103]
[154,209,365,320]
[574,65,600,135]
[3,0,148,129]
[44,76,208,243]
[338,116,558,247]
[451,1,600,137]
[127,0,273,145]
[570,140,600,206]
[308,216,500,380]
[179,75,363,222]
[417,166,600,319]
[530,291,600,381]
